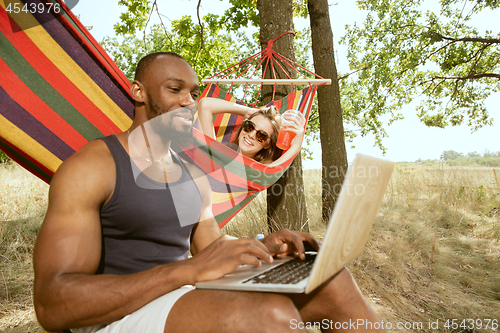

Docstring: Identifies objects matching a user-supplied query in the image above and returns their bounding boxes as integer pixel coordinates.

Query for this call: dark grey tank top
[97,135,201,275]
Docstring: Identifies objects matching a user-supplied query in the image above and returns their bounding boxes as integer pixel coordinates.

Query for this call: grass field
[1,161,499,332]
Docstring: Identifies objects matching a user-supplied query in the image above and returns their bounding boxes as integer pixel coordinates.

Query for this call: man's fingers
[294,232,320,251]
[303,234,321,251]
[236,238,273,263]
[193,236,279,282]
[289,233,307,259]
[261,230,321,261]
[237,253,265,268]
[245,237,271,254]
[293,232,321,253]
[270,230,306,259]
[281,231,320,260]
[267,242,287,255]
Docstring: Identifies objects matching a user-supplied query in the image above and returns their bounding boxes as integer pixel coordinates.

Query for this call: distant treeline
[416,150,500,167]
[2,148,499,167]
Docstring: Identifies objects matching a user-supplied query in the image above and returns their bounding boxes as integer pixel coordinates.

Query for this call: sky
[72,0,499,169]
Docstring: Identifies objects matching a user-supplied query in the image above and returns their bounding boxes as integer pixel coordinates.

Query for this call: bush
[441,150,464,160]
[477,157,500,167]
[0,149,11,163]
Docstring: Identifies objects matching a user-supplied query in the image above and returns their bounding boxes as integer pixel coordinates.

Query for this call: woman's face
[238,114,274,159]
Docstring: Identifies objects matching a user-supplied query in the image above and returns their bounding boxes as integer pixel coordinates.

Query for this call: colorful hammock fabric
[0,0,134,182]
[177,83,317,225]
[0,0,318,227]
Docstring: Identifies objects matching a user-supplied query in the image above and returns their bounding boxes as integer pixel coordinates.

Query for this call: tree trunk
[307,0,348,221]
[257,0,308,233]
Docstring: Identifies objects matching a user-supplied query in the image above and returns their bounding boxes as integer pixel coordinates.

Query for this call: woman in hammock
[197,97,305,167]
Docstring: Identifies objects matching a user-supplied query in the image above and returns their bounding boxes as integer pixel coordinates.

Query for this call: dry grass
[1,162,499,332]
[349,165,500,332]
[0,163,48,333]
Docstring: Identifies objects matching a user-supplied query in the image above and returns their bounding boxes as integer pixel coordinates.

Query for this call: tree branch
[433,73,500,80]
[337,66,370,81]
[194,0,204,65]
[154,2,169,36]
[468,43,491,73]
[143,0,156,45]
[438,34,500,44]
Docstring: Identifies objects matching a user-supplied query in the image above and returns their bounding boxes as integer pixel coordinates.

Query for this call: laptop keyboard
[242,253,316,285]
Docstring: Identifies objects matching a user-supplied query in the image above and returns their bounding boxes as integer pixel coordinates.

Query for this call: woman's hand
[264,109,306,167]
[243,106,257,119]
[198,98,257,140]
[281,110,306,149]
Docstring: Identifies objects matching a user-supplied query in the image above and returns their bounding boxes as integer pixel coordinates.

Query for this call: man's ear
[130,80,146,102]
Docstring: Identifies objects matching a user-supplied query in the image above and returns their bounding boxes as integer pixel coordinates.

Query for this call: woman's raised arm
[197,97,255,140]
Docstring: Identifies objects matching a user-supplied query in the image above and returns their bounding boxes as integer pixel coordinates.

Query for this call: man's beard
[147,101,195,148]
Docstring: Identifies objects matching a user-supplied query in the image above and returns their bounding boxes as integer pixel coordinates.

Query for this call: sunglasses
[241,119,270,144]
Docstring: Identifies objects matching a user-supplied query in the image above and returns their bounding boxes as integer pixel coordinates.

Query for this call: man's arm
[33,140,200,330]
[185,159,321,259]
[34,141,273,331]
[186,163,280,281]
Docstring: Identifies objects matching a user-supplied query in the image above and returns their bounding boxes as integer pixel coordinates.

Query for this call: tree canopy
[103,4,256,89]
[104,1,312,103]
[340,0,499,151]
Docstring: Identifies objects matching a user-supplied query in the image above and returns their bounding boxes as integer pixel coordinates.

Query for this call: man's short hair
[134,52,185,82]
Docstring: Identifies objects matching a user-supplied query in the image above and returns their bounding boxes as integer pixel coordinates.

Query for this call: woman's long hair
[231,105,282,164]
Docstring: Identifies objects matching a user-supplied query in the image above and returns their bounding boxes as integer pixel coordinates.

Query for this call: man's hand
[190,235,274,283]
[259,229,320,260]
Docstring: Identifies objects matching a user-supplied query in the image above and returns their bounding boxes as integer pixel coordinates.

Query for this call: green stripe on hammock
[0,33,103,141]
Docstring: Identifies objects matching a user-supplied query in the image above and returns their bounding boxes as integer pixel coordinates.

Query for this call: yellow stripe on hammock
[215,113,232,142]
[5,1,132,131]
[0,114,62,173]
[292,89,303,110]
[214,94,239,141]
[211,190,251,205]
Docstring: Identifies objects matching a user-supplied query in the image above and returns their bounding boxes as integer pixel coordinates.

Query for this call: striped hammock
[0,0,317,227]
[180,83,317,226]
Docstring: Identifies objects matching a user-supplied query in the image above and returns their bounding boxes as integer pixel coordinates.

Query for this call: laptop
[196,153,395,294]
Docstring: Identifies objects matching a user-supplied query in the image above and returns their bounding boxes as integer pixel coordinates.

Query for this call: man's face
[142,56,200,144]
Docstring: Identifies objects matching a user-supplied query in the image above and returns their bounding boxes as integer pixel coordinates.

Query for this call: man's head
[134,52,185,83]
[130,52,200,146]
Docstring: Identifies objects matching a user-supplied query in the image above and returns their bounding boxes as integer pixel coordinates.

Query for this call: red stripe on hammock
[0,13,121,136]
[211,86,225,132]
[286,91,297,110]
[0,58,88,151]
[185,147,265,190]
[0,137,54,183]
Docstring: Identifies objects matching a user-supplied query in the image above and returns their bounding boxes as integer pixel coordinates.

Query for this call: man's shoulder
[67,137,113,167]
[52,137,115,187]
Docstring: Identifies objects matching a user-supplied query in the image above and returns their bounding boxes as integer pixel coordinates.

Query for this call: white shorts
[75,285,195,333]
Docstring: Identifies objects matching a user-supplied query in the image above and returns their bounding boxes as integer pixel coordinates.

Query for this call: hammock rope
[204,31,329,106]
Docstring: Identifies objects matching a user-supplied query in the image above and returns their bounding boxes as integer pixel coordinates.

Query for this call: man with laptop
[33,52,387,332]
